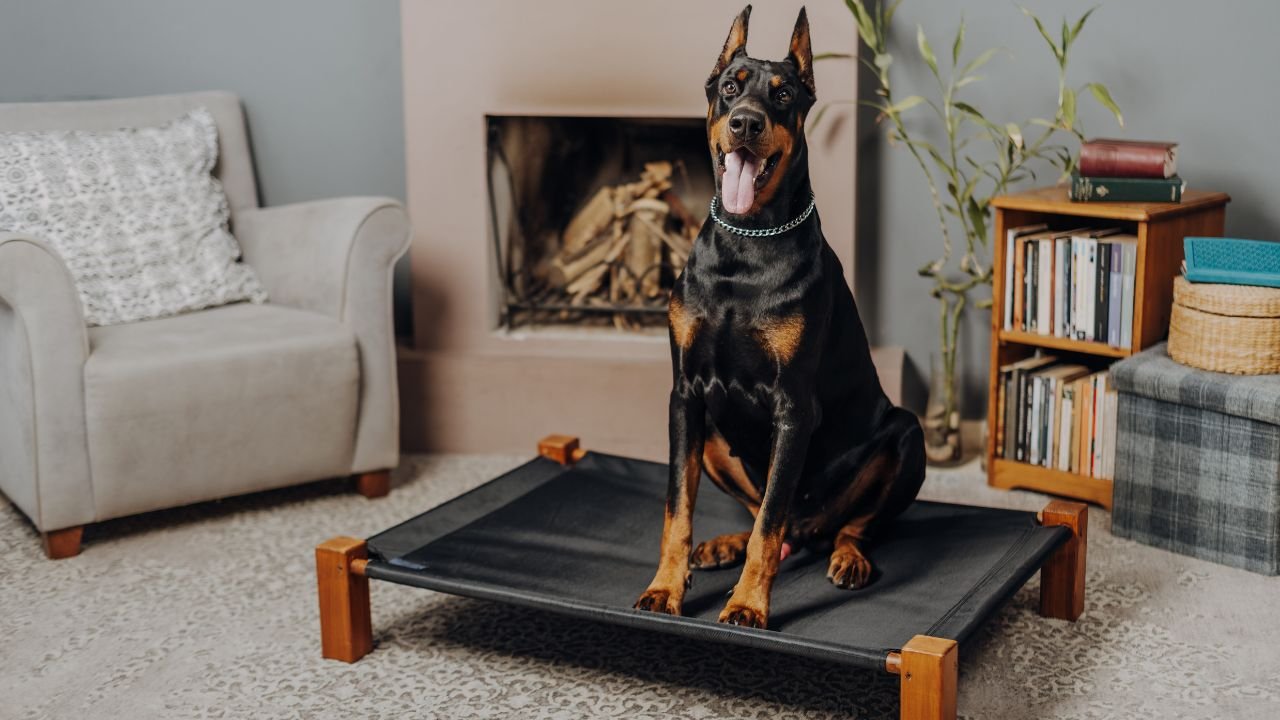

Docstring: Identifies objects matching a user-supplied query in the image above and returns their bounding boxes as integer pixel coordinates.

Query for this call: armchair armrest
[235,198,412,473]
[0,234,95,531]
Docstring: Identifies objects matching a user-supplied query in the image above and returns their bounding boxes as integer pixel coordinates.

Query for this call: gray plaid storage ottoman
[1111,343,1280,574]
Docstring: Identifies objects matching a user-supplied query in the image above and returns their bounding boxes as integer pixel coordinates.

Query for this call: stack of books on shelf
[1000,225,1137,348]
[995,356,1118,480]
[1069,139,1184,202]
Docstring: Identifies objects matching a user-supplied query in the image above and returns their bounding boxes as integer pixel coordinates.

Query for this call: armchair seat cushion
[83,303,359,521]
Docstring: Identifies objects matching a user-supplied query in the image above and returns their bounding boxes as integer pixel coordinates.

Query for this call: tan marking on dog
[735,68,750,82]
[755,315,805,364]
[703,433,762,513]
[770,75,783,88]
[669,296,701,350]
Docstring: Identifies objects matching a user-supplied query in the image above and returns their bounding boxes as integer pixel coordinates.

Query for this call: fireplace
[487,115,713,333]
[399,1,875,458]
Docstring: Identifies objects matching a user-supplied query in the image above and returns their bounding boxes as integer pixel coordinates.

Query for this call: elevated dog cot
[316,435,1088,720]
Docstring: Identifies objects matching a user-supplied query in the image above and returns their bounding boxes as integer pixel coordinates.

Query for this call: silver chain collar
[709,192,816,237]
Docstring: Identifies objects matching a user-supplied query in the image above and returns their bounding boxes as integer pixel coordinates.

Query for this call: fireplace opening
[487,115,713,333]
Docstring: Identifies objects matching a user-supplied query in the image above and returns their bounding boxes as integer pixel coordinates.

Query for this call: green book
[1069,172,1185,202]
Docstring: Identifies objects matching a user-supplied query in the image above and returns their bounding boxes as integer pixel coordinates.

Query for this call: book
[1095,241,1110,343]
[1014,235,1030,331]
[1079,138,1178,179]
[1038,237,1053,335]
[1001,355,1057,461]
[1069,172,1186,203]
[1028,241,1038,332]
[1003,224,1047,330]
[1120,241,1137,347]
[1107,243,1121,347]
[1056,237,1070,338]
[1068,377,1084,473]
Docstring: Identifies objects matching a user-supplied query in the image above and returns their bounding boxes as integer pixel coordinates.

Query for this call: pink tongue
[779,542,793,561]
[721,149,760,215]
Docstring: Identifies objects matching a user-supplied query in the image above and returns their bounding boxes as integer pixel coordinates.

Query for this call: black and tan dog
[634,5,926,630]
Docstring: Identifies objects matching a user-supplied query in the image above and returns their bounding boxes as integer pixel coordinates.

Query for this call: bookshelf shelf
[986,185,1230,508]
[996,330,1131,359]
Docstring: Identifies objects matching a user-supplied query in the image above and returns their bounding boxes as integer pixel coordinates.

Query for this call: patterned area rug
[2,455,1278,719]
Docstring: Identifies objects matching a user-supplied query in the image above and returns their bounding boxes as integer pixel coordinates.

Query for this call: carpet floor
[2,454,1278,719]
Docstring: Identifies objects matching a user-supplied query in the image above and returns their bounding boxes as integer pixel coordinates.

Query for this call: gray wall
[0,0,410,332]
[854,0,1280,415]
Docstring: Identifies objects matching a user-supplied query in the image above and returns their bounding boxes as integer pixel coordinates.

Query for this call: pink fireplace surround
[397,1,898,458]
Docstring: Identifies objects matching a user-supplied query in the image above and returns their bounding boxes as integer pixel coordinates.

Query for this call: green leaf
[1069,6,1099,45]
[1005,122,1023,149]
[809,103,831,131]
[1021,7,1062,64]
[874,53,893,71]
[1061,17,1071,58]
[814,52,854,62]
[845,0,878,47]
[884,0,904,28]
[884,94,925,116]
[955,74,983,88]
[975,297,994,310]
[960,47,1001,78]
[1060,87,1077,131]
[953,15,965,66]
[1085,82,1124,127]
[917,25,939,77]
[967,197,988,244]
[1030,118,1057,128]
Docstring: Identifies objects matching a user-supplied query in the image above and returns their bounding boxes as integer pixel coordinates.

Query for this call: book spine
[1108,243,1123,347]
[1070,174,1185,202]
[1079,142,1174,178]
[1014,238,1028,332]
[1046,378,1058,468]
[1095,242,1110,343]
[1058,388,1074,471]
[1071,238,1081,340]
[1069,378,1082,474]
[1013,369,1026,462]
[1028,243,1038,332]
[1084,240,1097,341]
[1003,372,1017,459]
[1058,238,1071,338]
[1003,231,1015,330]
[1121,244,1136,348]
[1038,239,1052,335]
[1029,377,1042,465]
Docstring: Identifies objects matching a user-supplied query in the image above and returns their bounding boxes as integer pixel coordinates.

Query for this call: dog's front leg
[719,398,812,629]
[634,387,706,616]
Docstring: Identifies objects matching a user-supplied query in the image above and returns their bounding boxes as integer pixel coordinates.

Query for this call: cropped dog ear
[787,7,815,95]
[709,5,751,85]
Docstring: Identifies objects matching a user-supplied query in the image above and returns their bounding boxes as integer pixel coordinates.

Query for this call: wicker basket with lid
[1168,275,1280,374]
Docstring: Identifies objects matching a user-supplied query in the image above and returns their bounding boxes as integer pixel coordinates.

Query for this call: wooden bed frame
[316,435,1088,720]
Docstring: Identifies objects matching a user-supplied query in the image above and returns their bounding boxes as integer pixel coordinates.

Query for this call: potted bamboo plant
[827,1,1123,463]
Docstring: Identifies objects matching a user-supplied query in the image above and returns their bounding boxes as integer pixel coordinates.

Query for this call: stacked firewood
[545,161,701,328]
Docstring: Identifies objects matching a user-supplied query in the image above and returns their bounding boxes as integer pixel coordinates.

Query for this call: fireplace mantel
[399,1,876,457]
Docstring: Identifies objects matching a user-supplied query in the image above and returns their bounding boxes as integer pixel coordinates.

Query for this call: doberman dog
[634,5,926,630]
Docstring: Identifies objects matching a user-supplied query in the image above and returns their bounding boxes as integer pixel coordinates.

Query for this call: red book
[1078,139,1178,179]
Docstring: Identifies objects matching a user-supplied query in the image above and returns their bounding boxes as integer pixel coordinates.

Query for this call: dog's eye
[721,80,739,97]
[776,89,793,105]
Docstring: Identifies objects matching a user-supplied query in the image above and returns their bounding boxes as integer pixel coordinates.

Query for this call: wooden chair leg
[891,635,958,720]
[316,536,373,662]
[1038,500,1088,621]
[354,470,391,499]
[42,526,84,559]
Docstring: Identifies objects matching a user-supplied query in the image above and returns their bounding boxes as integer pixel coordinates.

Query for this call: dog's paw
[718,602,768,629]
[634,587,683,616]
[690,532,750,570]
[827,547,873,590]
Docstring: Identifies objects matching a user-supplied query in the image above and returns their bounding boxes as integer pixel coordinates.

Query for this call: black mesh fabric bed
[318,441,1088,719]
[361,450,1072,672]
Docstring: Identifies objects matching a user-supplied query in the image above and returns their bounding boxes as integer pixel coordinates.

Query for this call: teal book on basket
[1184,237,1280,288]
[1069,172,1184,202]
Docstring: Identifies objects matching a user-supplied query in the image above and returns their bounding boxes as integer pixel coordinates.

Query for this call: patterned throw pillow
[0,108,267,326]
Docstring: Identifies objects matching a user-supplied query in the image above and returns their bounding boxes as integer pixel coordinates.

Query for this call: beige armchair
[0,92,411,558]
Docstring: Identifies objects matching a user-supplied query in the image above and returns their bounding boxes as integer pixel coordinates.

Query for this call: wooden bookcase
[986,186,1230,508]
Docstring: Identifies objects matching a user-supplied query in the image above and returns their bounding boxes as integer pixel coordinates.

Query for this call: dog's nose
[728,109,764,143]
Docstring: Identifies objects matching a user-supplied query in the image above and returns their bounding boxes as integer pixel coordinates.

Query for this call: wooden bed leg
[316,536,373,662]
[354,470,391,498]
[42,526,84,559]
[1038,500,1088,621]
[888,635,958,720]
[537,434,587,465]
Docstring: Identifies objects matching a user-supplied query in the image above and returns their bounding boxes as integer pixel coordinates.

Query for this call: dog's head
[706,5,815,218]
